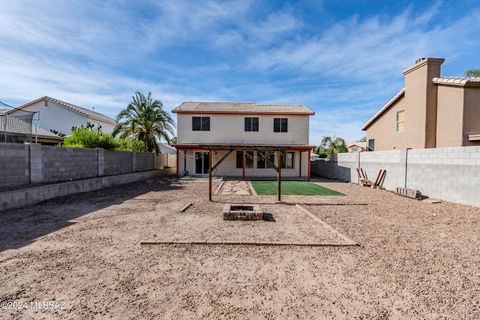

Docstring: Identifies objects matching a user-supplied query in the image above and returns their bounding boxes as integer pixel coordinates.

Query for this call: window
[281,152,294,169]
[236,151,254,168]
[368,139,375,151]
[192,116,210,131]
[257,151,275,169]
[244,117,259,132]
[396,110,405,133]
[274,118,288,132]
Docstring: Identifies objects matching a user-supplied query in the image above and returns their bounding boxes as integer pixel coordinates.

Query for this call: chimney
[402,57,445,148]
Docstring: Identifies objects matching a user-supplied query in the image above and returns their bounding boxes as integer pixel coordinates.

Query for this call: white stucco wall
[177,114,310,145]
[179,150,309,178]
[9,100,114,135]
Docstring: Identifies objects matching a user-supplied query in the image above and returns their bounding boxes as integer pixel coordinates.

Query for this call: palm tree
[464,68,480,77]
[320,136,348,157]
[113,92,175,152]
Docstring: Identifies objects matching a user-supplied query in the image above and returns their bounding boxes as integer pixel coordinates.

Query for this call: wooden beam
[208,150,213,201]
[211,149,234,171]
[299,151,302,177]
[277,151,282,202]
[307,149,311,181]
[176,148,179,178]
[242,150,246,181]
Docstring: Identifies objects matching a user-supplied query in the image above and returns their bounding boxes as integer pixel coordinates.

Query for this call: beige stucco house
[172,102,314,179]
[362,58,480,151]
[6,96,116,135]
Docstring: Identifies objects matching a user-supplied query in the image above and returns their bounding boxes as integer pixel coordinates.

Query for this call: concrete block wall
[0,143,30,187]
[135,152,154,172]
[0,143,159,189]
[311,146,480,207]
[41,145,98,183]
[104,150,132,175]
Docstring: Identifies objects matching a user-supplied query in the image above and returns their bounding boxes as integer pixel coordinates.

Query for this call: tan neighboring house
[361,58,480,151]
[6,96,116,136]
[347,141,367,153]
[172,102,314,179]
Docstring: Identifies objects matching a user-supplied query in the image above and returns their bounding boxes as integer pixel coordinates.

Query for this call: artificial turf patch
[250,181,345,196]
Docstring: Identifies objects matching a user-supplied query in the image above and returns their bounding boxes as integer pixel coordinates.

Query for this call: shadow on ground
[0,178,183,252]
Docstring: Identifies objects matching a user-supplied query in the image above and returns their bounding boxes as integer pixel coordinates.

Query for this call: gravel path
[0,178,479,319]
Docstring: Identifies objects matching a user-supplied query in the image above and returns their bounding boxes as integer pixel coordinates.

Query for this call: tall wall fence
[311,146,480,207]
[0,143,176,189]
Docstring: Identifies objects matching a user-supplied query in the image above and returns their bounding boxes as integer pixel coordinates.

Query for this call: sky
[1,0,479,144]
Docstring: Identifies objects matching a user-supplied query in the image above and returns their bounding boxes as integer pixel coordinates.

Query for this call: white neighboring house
[172,102,315,179]
[6,96,116,135]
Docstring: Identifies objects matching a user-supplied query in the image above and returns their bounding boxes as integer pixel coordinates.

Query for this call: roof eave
[361,89,405,131]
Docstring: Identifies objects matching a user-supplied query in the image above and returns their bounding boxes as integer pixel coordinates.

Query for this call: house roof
[157,142,177,154]
[433,77,480,87]
[0,114,63,140]
[7,96,116,125]
[172,101,314,115]
[361,89,405,131]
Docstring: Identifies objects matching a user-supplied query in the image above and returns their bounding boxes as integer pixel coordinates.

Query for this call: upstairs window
[396,110,405,133]
[192,116,210,131]
[274,118,288,132]
[244,117,259,132]
[368,139,375,151]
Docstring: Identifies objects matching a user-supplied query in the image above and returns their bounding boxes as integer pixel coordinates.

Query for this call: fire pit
[223,204,264,221]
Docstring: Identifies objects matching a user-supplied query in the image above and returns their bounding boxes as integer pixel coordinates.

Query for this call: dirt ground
[1,178,479,319]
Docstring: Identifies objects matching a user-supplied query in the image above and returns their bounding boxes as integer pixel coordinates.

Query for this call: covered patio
[174,144,314,202]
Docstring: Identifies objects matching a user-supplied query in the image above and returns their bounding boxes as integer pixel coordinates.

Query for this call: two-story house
[6,96,116,135]
[362,57,480,151]
[172,102,315,180]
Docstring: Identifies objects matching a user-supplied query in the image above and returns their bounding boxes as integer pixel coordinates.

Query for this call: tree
[359,136,367,142]
[464,68,480,77]
[170,136,177,145]
[113,92,175,152]
[319,136,348,157]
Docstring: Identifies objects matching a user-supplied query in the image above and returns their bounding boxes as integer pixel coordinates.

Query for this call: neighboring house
[172,102,315,178]
[0,113,64,144]
[362,58,480,151]
[6,96,116,135]
[347,141,367,153]
[156,142,177,154]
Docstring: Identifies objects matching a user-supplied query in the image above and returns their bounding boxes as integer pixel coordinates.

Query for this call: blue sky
[1,0,479,143]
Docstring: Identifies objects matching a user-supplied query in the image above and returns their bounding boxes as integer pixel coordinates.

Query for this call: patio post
[277,151,282,202]
[307,149,311,181]
[176,148,179,178]
[242,150,246,181]
[208,149,213,201]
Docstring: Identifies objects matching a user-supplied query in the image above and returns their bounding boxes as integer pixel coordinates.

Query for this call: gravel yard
[1,177,479,319]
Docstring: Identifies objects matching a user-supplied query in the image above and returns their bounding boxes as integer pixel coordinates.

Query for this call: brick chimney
[402,57,445,148]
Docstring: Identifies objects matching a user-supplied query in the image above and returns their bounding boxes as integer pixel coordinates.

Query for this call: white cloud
[0,1,479,143]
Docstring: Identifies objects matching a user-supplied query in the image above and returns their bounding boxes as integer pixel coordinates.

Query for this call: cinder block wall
[41,145,97,183]
[104,150,133,175]
[135,152,154,172]
[0,143,159,189]
[311,146,480,207]
[0,143,30,187]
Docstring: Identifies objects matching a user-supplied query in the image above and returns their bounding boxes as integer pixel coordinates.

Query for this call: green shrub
[64,123,146,151]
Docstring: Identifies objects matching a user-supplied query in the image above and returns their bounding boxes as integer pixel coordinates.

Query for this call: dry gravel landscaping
[0,177,479,319]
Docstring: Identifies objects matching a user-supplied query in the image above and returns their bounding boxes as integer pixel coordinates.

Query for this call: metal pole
[308,149,311,181]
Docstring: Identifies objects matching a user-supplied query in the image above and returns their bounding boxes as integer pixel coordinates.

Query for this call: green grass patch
[250,180,344,196]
